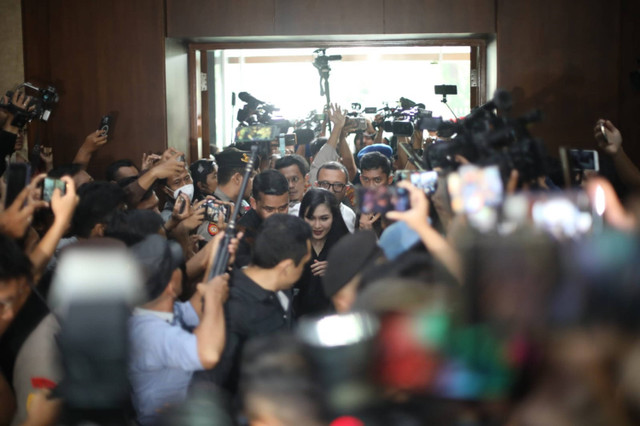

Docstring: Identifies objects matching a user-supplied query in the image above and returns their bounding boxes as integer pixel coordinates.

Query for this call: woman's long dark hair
[299,188,349,249]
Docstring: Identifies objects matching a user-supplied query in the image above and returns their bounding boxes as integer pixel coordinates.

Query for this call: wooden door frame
[187,38,488,160]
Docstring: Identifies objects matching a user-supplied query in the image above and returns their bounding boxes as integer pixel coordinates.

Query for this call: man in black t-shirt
[234,169,289,268]
[196,214,311,396]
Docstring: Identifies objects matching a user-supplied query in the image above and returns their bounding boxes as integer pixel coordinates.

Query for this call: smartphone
[503,191,593,239]
[42,177,67,202]
[396,170,438,195]
[568,149,599,172]
[203,200,229,223]
[175,191,187,214]
[448,165,503,214]
[345,117,368,132]
[235,124,279,143]
[358,186,410,214]
[98,115,113,137]
[4,163,31,207]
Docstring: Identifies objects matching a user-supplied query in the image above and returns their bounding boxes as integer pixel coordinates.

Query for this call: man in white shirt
[314,162,355,232]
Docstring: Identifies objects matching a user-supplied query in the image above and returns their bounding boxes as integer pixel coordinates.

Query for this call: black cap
[130,234,184,301]
[189,159,216,183]
[215,148,254,172]
[322,230,382,298]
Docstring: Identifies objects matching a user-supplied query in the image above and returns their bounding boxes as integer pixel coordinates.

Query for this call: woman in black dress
[294,188,350,317]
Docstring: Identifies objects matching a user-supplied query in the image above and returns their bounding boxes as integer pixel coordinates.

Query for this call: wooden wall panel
[21,0,52,148]
[274,0,383,35]
[497,0,621,161]
[166,0,276,38]
[383,0,495,34]
[23,0,167,179]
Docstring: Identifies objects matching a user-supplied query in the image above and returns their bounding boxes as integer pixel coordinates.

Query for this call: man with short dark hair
[0,235,59,426]
[315,162,356,232]
[358,151,394,235]
[359,151,393,188]
[189,159,218,201]
[72,182,127,238]
[129,234,229,425]
[213,148,256,217]
[105,159,139,183]
[235,169,289,268]
[275,154,309,217]
[197,214,312,396]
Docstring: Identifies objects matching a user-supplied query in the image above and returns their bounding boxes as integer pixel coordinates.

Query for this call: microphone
[231,92,236,107]
[238,92,264,106]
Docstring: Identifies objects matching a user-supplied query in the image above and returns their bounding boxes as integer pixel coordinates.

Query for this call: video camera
[293,109,326,136]
[424,89,546,185]
[312,48,342,74]
[236,91,291,133]
[367,97,434,137]
[0,82,59,128]
[235,92,294,157]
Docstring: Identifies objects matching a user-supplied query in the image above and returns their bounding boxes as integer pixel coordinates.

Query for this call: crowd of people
[2,87,640,426]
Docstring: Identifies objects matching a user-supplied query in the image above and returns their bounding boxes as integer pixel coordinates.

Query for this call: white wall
[165,38,189,157]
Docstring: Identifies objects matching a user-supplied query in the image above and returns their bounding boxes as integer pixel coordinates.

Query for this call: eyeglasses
[318,181,346,192]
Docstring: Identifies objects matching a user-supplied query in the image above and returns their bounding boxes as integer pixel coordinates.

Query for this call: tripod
[440,93,458,120]
[313,49,341,133]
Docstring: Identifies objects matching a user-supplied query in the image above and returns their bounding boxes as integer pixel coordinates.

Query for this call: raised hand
[310,259,328,277]
[0,183,47,239]
[594,119,622,156]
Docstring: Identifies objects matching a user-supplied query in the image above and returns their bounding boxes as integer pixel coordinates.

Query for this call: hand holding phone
[42,177,67,203]
[0,174,48,239]
[358,186,410,215]
[4,163,31,208]
[98,114,116,138]
[48,176,78,225]
[386,181,431,233]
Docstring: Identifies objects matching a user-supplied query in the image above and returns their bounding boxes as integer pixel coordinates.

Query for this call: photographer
[129,233,231,425]
[190,159,219,201]
[0,91,31,177]
[357,151,394,236]
[308,104,357,185]
[594,119,640,194]
[105,159,139,183]
[0,235,62,426]
[123,147,185,209]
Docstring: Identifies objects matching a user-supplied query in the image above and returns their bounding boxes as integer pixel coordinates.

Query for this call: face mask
[171,184,194,202]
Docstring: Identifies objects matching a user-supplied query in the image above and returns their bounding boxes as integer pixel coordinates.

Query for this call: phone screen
[568,149,599,172]
[204,201,229,223]
[448,165,503,214]
[42,177,67,202]
[5,164,31,207]
[358,186,410,214]
[235,125,279,143]
[410,171,438,195]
